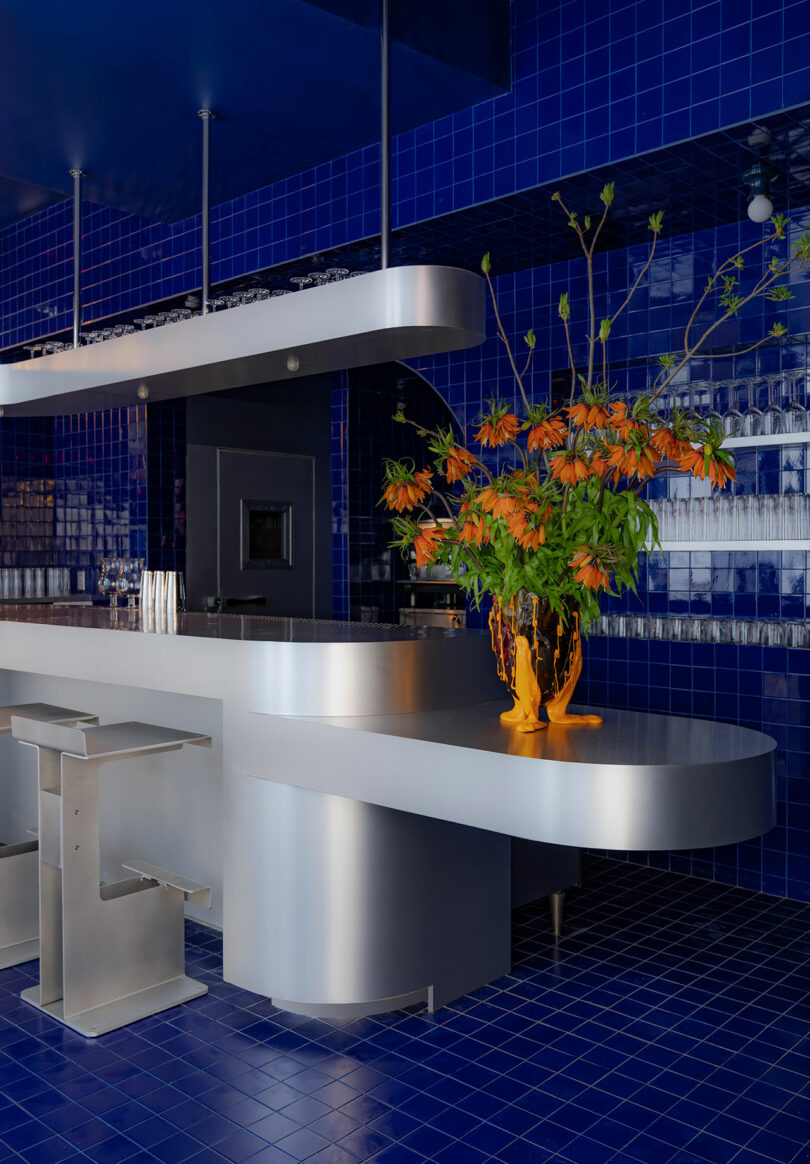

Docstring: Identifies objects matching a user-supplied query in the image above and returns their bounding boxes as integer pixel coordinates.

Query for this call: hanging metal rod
[380,0,391,270]
[70,169,83,349]
[198,110,214,314]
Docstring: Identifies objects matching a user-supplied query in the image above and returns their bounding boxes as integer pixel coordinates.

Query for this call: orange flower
[589,455,612,478]
[506,509,547,550]
[526,418,568,451]
[477,487,519,519]
[608,401,648,441]
[566,403,611,430]
[474,413,521,447]
[550,452,591,484]
[413,523,446,567]
[605,443,659,481]
[382,468,432,512]
[677,446,737,489]
[650,427,683,460]
[444,444,478,482]
[457,512,490,546]
[570,547,611,591]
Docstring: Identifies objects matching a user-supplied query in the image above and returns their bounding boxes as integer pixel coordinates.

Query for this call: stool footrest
[122,859,212,908]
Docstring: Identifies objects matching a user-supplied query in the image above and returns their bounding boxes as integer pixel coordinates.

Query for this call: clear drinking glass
[724,381,744,437]
[784,374,807,433]
[742,378,763,438]
[290,276,312,291]
[325,267,349,281]
[761,375,784,435]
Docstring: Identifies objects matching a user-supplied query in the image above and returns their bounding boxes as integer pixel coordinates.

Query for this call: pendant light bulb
[137,383,150,400]
[744,161,776,225]
[747,194,773,223]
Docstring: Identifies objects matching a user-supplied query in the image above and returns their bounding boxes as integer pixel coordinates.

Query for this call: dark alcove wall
[185,378,334,615]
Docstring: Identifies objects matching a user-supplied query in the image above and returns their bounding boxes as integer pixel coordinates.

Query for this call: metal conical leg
[549,890,565,937]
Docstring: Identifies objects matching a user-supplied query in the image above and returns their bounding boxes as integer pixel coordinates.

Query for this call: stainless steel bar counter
[0,606,776,1018]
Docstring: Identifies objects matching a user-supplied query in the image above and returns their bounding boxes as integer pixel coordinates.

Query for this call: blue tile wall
[53,407,148,575]
[0,404,182,586]
[0,418,54,566]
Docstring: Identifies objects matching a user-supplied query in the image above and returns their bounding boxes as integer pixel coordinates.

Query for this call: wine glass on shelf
[784,373,808,433]
[723,380,744,437]
[760,375,784,436]
[290,276,312,291]
[741,377,763,438]
[702,380,724,430]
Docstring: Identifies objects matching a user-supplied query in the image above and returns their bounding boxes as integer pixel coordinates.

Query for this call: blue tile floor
[1,857,809,1164]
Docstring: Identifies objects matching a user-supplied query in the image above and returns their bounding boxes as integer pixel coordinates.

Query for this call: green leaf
[524,327,536,350]
[599,318,611,342]
[600,182,615,207]
[480,252,491,275]
[648,210,664,233]
[558,291,571,322]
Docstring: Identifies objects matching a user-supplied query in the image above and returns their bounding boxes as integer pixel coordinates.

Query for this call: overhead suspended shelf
[0,265,485,418]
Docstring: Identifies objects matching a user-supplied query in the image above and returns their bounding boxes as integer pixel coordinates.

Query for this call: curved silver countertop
[0,606,503,715]
[0,605,459,642]
[259,700,777,852]
[0,605,776,851]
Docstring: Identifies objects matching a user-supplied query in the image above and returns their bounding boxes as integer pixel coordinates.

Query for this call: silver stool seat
[0,704,97,969]
[12,717,212,1037]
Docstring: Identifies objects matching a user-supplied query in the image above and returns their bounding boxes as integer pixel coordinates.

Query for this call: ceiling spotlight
[286,353,300,373]
[744,161,777,224]
[137,383,150,400]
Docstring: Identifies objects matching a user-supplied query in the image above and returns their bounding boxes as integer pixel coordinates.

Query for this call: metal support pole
[70,169,83,348]
[198,110,213,314]
[380,0,391,270]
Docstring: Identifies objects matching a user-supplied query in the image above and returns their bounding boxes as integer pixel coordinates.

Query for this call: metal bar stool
[0,703,97,969]
[12,717,212,1037]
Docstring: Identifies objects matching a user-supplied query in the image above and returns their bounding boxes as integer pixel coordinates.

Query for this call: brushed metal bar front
[17,722,211,1036]
[0,704,97,969]
[0,265,485,417]
[225,778,511,1016]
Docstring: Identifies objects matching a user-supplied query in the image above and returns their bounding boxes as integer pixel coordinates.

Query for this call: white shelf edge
[646,540,810,552]
[714,432,810,448]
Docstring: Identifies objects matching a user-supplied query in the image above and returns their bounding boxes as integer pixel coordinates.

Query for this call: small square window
[241,500,292,569]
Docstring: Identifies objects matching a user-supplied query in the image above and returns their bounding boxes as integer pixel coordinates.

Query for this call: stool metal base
[22,975,207,1038]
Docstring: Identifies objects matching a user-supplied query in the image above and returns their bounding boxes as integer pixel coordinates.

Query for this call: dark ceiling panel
[0,0,509,225]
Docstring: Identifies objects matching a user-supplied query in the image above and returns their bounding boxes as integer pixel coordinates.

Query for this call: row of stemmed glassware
[23,341,70,357]
[97,557,143,606]
[652,374,809,437]
[649,495,810,542]
[593,612,810,648]
[15,267,365,358]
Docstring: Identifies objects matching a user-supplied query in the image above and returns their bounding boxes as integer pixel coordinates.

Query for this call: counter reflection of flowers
[382,185,810,732]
